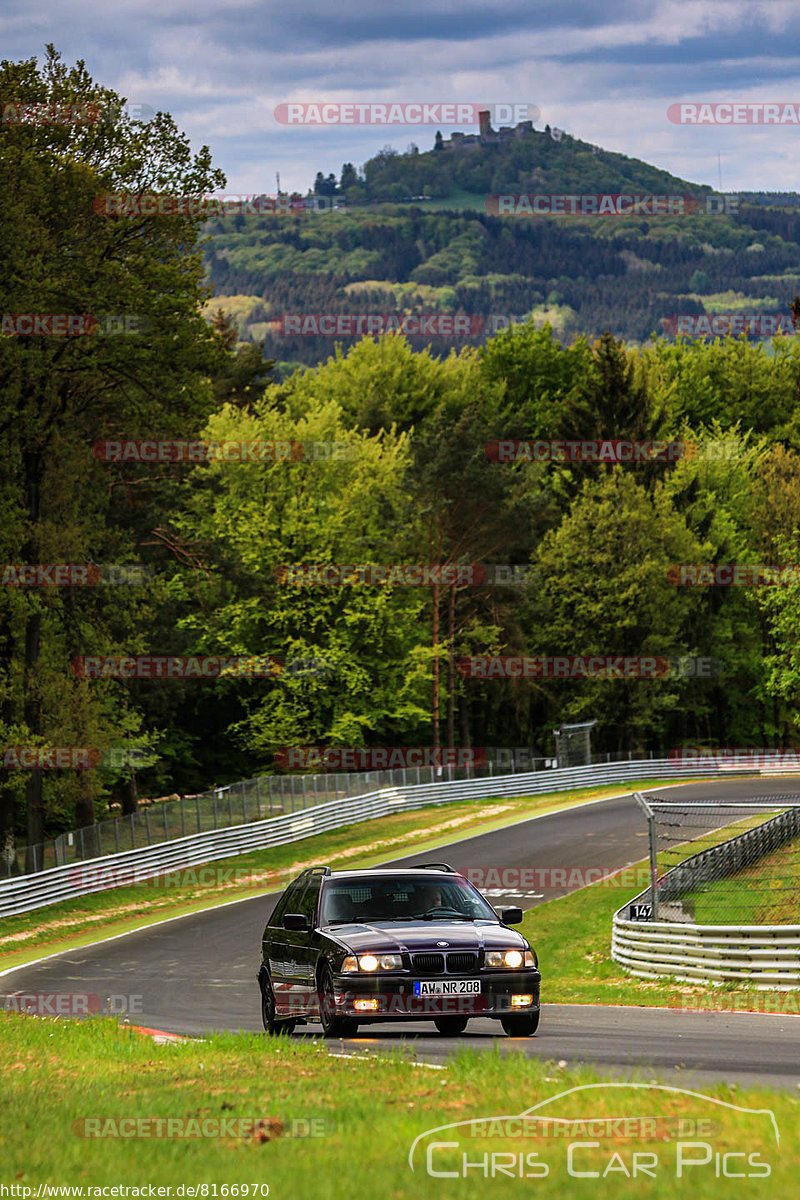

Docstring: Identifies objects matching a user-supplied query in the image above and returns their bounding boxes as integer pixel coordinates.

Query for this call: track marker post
[633,791,658,920]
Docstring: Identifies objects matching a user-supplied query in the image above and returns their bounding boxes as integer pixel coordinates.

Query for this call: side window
[268,879,303,928]
[295,877,322,925]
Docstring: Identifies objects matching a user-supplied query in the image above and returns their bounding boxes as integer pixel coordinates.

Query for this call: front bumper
[330,968,541,1021]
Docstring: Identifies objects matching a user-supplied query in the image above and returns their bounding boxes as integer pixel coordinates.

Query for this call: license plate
[413,980,481,996]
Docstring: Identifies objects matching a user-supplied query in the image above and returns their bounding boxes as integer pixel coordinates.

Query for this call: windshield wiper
[421,912,474,920]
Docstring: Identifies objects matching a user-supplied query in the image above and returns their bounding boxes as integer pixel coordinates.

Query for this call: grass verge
[0,1012,795,1195]
[0,779,681,971]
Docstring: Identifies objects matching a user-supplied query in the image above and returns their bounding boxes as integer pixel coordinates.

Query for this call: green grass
[0,780,680,971]
[1,1013,796,1194]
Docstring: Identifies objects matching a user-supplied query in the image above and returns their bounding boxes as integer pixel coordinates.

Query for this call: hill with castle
[328,113,714,206]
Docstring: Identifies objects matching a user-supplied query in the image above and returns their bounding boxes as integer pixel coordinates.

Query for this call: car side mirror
[500,907,523,925]
[283,912,310,931]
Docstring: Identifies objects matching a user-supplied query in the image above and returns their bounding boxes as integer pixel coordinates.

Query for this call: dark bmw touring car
[258,864,541,1037]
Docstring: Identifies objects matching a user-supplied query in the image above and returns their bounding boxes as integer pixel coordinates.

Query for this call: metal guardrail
[0,757,758,920]
[612,807,800,986]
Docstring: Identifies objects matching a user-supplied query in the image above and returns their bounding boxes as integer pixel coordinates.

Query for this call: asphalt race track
[4,777,800,1089]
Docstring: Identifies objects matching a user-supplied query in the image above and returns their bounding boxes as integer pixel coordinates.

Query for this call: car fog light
[511,994,533,1007]
[354,999,380,1012]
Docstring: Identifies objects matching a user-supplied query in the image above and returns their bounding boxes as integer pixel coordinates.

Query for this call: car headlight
[341,953,403,972]
[485,948,534,969]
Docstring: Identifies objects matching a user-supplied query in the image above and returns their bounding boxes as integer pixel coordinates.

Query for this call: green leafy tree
[527,470,708,751]
[164,391,430,759]
[0,46,225,860]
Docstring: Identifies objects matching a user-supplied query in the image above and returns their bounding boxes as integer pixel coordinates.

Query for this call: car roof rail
[306,865,332,876]
[419,862,456,873]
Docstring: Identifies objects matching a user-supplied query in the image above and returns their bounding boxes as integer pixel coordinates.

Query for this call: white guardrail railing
[613,807,800,988]
[0,757,769,920]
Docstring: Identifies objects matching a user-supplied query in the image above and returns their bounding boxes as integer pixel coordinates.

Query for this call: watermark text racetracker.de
[273,101,539,126]
[0,992,142,1015]
[463,866,658,894]
[1,314,150,337]
[69,655,335,679]
[486,193,738,217]
[72,1115,332,1139]
[3,746,150,770]
[663,314,796,338]
[486,439,687,463]
[668,563,800,585]
[66,863,293,892]
[456,655,722,679]
[274,746,486,770]
[670,747,800,767]
[668,101,800,124]
[92,192,343,217]
[91,440,354,463]
[2,564,149,587]
[270,313,549,338]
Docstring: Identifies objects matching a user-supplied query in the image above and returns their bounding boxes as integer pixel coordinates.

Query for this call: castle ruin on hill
[438,110,537,151]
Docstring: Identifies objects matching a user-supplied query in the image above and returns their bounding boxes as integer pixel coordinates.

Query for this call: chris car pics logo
[408,1083,778,1180]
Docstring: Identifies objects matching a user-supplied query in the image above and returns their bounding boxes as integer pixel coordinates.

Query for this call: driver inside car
[416,883,444,914]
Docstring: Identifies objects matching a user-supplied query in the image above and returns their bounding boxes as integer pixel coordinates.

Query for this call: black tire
[318,964,358,1038]
[433,1016,469,1035]
[260,973,295,1036]
[501,1010,540,1037]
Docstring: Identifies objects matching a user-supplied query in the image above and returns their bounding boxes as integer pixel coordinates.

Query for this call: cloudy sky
[3,0,799,193]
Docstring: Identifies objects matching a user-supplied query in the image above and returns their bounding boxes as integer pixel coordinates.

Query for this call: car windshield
[319,875,498,924]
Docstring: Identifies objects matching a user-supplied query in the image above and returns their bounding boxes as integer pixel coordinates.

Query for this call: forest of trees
[205,199,800,368]
[5,51,800,865]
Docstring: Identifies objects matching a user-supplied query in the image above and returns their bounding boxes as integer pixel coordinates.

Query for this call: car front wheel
[260,973,295,1036]
[318,964,358,1038]
[501,1010,539,1037]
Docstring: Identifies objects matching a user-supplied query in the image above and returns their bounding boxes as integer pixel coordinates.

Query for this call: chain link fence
[1,753,549,877]
[636,795,800,924]
[3,748,671,878]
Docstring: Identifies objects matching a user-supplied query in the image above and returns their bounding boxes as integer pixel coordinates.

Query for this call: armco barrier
[0,757,758,919]
[613,807,800,987]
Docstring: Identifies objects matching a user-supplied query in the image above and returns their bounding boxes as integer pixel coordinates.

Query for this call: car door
[264,879,303,1015]
[283,875,322,1016]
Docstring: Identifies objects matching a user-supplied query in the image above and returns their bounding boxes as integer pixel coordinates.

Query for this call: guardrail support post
[632,791,658,921]
[648,815,659,921]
